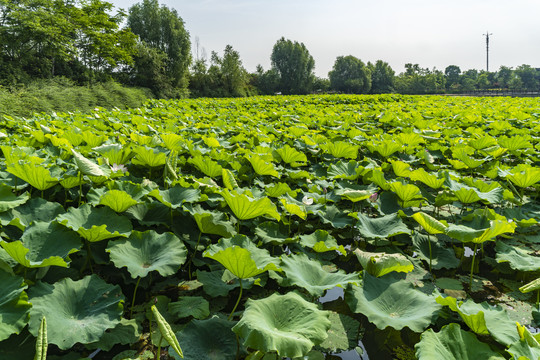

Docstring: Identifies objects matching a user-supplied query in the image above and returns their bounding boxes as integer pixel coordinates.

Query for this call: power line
[483,31,492,72]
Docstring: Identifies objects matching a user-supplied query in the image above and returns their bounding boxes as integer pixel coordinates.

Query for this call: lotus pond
[1,94,540,359]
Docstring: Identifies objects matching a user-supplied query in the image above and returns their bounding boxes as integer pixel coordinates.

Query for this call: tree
[444,65,461,90]
[128,0,191,94]
[270,37,315,94]
[328,55,371,94]
[514,64,538,90]
[253,65,280,95]
[369,60,394,93]
[496,66,513,88]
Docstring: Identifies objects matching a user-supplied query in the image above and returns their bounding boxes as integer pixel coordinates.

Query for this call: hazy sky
[108,0,540,77]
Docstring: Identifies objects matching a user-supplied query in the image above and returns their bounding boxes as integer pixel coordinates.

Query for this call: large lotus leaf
[496,241,540,271]
[28,275,124,350]
[186,205,235,237]
[172,316,237,360]
[247,154,280,178]
[148,185,201,209]
[0,184,30,212]
[169,296,210,320]
[280,198,307,219]
[131,146,167,168]
[317,312,361,353]
[221,189,281,221]
[196,269,260,297]
[255,221,292,245]
[410,168,444,189]
[93,143,134,165]
[98,189,138,213]
[278,253,360,296]
[353,249,414,277]
[507,166,540,188]
[107,230,187,278]
[415,323,505,360]
[275,144,308,166]
[71,149,108,177]
[334,184,378,203]
[203,235,281,279]
[322,141,359,159]
[298,230,346,255]
[436,295,519,346]
[327,160,365,180]
[232,292,331,358]
[57,204,132,242]
[0,197,64,230]
[412,233,460,270]
[389,182,423,207]
[354,212,411,239]
[314,205,354,229]
[264,182,296,198]
[1,221,81,268]
[368,141,402,158]
[6,160,59,191]
[412,211,448,234]
[0,270,31,341]
[345,272,441,332]
[125,202,171,226]
[507,323,540,360]
[189,155,223,178]
[86,318,141,351]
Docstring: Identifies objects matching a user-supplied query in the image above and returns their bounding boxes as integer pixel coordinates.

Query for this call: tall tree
[328,55,371,94]
[270,37,314,95]
[369,60,394,93]
[514,64,538,90]
[496,66,513,88]
[128,0,191,94]
[444,65,461,90]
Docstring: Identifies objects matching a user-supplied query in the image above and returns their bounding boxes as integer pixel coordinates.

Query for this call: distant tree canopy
[368,60,395,94]
[270,37,315,95]
[329,55,371,94]
[127,0,191,97]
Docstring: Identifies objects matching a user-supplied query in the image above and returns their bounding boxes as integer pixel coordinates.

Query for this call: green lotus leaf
[519,277,540,293]
[107,230,187,278]
[186,205,235,237]
[389,182,423,208]
[28,275,124,350]
[0,270,31,341]
[498,135,532,151]
[412,233,460,270]
[278,253,360,296]
[507,323,540,360]
[412,211,448,234]
[148,185,201,209]
[354,212,411,239]
[327,160,365,180]
[169,296,210,320]
[86,318,141,351]
[322,141,359,159]
[203,235,281,279]
[189,155,223,178]
[131,146,167,168]
[415,323,505,360]
[506,166,540,188]
[390,160,413,178]
[232,292,331,358]
[0,184,30,213]
[0,197,64,230]
[469,135,498,150]
[436,295,519,346]
[222,168,239,190]
[445,224,485,243]
[318,312,361,353]
[368,141,402,158]
[445,176,503,204]
[71,149,108,177]
[255,221,292,245]
[6,160,59,191]
[172,316,238,360]
[314,205,354,229]
[452,148,484,169]
[264,182,295,198]
[93,143,134,165]
[334,184,377,202]
[275,144,308,166]
[57,204,132,242]
[410,168,444,189]
[98,189,138,213]
[247,154,280,178]
[445,218,515,244]
[298,230,346,254]
[345,272,441,332]
[221,189,281,221]
[1,221,81,268]
[196,269,260,297]
[353,249,414,277]
[280,198,307,219]
[496,241,540,271]
[125,202,171,226]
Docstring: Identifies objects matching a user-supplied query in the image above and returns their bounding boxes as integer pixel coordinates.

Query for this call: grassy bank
[0,78,152,117]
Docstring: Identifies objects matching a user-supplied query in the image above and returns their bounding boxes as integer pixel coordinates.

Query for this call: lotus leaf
[496,241,540,271]
[318,312,361,353]
[189,155,223,178]
[410,168,444,189]
[173,316,237,360]
[1,221,81,268]
[412,211,447,234]
[86,318,141,351]
[315,205,354,229]
[196,269,260,297]
[98,189,138,212]
[345,272,440,332]
[275,144,308,166]
[0,197,64,230]
[415,323,505,360]
[280,198,307,219]
[255,221,291,245]
[506,166,540,188]
[148,185,201,209]
[327,160,364,180]
[298,230,346,254]
[221,189,281,221]
[203,235,281,279]
[354,212,411,239]
[131,146,167,168]
[278,253,360,296]
[247,154,280,178]
[353,249,414,277]
[169,296,210,320]
[389,182,423,207]
[232,292,331,358]
[107,230,187,278]
[222,168,239,190]
[412,233,460,270]
[93,144,134,165]
[0,184,30,212]
[264,182,295,198]
[187,205,235,237]
[507,323,540,360]
[322,141,359,159]
[0,270,31,341]
[57,204,132,242]
[5,160,59,191]
[28,275,124,350]
[71,149,108,177]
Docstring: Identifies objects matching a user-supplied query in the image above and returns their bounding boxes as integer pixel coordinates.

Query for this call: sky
[108,0,540,77]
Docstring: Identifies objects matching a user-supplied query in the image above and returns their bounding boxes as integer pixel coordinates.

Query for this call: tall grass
[0,78,152,117]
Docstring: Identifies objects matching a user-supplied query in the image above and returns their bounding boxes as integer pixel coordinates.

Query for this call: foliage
[270,37,315,94]
[329,55,371,94]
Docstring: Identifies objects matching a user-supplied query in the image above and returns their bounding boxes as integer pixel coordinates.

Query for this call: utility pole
[483,31,492,72]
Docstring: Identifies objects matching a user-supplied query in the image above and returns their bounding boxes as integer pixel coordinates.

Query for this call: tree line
[1,0,539,99]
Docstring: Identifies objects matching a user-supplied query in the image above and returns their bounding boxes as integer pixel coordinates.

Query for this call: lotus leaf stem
[228,279,243,320]
[470,243,478,288]
[428,235,432,273]
[130,277,141,318]
[156,335,162,360]
[187,231,202,280]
